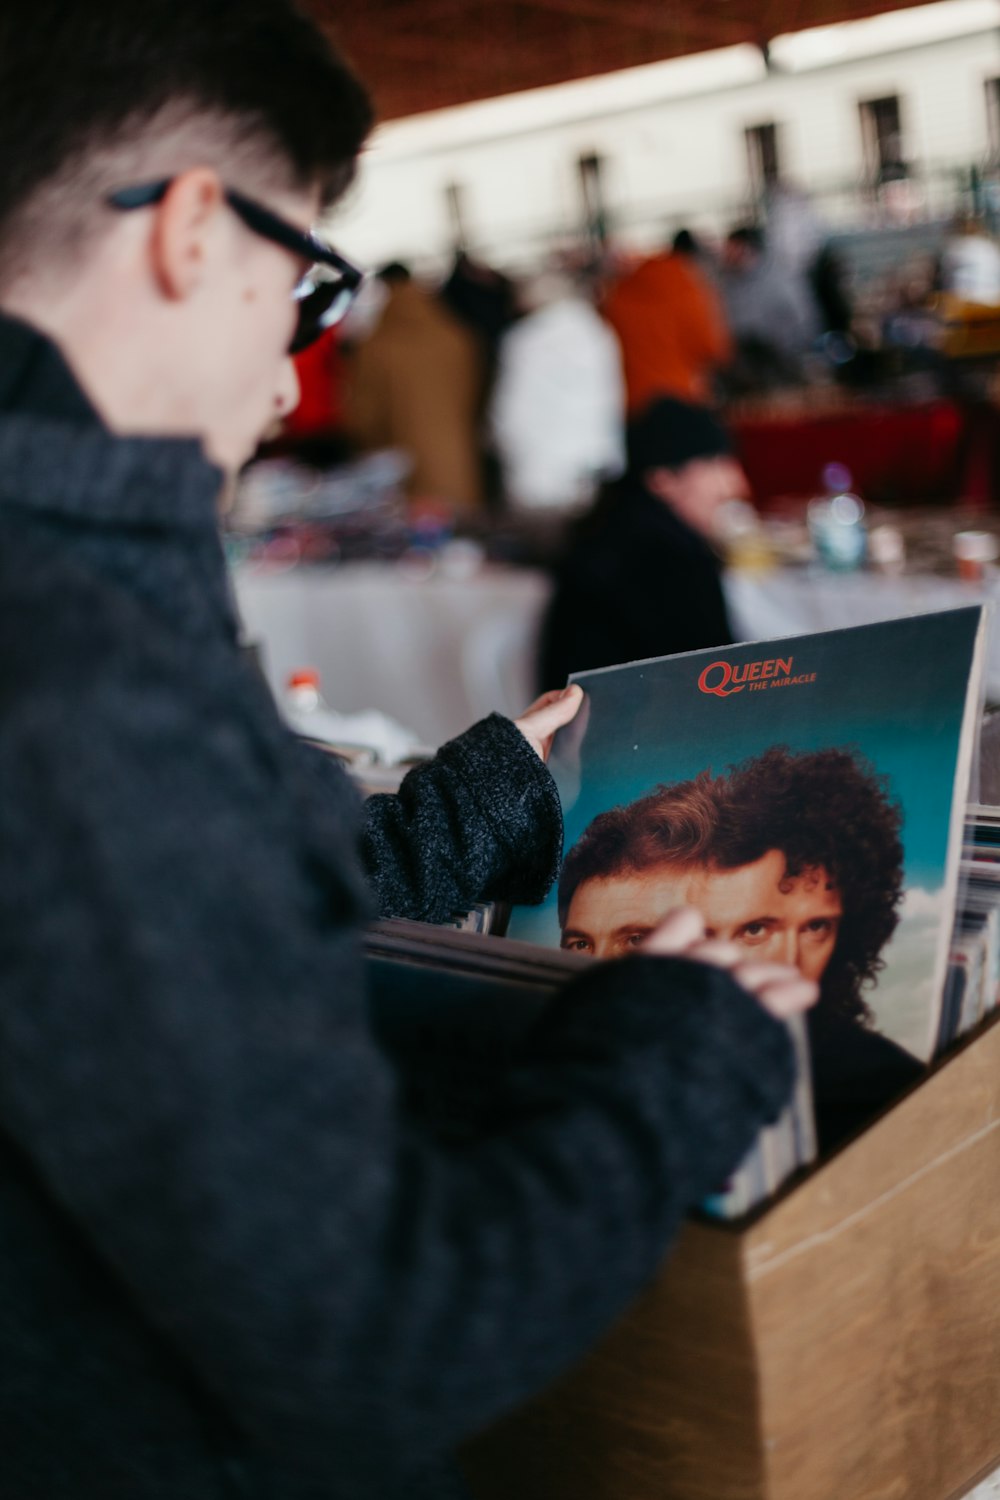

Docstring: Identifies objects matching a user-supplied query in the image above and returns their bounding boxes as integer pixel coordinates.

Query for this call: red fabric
[731,400,971,508]
[284,328,344,439]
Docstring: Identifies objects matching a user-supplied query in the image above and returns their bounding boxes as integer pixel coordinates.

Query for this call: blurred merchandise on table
[805,464,868,571]
[227,451,413,566]
[282,667,425,767]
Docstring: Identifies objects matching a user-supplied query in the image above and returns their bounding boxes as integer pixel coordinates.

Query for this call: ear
[643,466,681,505]
[149,169,226,301]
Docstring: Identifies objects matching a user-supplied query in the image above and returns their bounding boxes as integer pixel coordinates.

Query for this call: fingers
[732,961,807,990]
[640,928,819,1020]
[516,683,584,735]
[513,684,585,762]
[753,978,818,1020]
[639,905,706,955]
[517,688,567,716]
[733,964,819,1020]
[683,937,743,969]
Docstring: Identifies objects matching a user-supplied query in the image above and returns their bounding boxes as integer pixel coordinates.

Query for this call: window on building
[577,152,608,251]
[986,78,1000,161]
[745,123,782,198]
[859,95,906,184]
[444,182,468,253]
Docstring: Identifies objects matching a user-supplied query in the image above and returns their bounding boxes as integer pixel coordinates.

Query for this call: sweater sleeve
[361,713,563,920]
[0,673,794,1494]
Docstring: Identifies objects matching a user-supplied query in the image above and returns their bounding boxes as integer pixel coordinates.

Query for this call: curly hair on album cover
[557,745,905,1025]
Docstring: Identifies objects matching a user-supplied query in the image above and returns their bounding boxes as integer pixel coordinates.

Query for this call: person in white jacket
[941,217,1000,305]
[490,270,625,512]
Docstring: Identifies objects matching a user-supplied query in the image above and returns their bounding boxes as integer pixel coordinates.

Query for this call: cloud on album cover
[870,884,947,1062]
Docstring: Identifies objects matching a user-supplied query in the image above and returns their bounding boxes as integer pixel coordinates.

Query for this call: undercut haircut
[0,0,373,284]
[558,746,905,1025]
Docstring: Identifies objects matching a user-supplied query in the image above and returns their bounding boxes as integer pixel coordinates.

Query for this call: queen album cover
[510,608,987,1066]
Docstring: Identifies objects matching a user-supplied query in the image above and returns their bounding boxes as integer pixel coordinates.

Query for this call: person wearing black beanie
[538,396,751,689]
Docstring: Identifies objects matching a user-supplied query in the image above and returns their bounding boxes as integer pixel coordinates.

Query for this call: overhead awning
[307,0,962,120]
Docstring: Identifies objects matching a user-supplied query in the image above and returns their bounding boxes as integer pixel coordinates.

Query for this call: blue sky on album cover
[509,608,985,1061]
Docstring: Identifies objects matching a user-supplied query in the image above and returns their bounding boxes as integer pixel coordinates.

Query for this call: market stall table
[233,560,551,748]
[730,398,972,508]
[232,557,1000,748]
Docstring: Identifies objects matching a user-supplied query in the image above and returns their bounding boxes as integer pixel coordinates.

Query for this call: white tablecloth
[233,559,1000,748]
[233,562,551,747]
[726,566,1000,701]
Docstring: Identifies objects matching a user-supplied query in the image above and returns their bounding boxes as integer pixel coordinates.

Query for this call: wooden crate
[461,1015,1000,1500]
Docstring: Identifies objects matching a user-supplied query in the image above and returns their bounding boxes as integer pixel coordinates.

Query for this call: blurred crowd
[266,189,1000,690]
[279,186,1000,527]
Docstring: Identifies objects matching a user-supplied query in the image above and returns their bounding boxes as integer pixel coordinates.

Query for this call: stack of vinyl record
[941,806,1000,1048]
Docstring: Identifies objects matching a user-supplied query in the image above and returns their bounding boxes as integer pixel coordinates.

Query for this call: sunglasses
[108,179,365,353]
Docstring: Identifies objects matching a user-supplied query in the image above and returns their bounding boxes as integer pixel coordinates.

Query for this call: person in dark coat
[539,397,748,689]
[0,5,817,1498]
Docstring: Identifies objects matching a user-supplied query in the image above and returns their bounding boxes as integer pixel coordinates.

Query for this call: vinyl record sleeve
[364,920,808,1217]
[510,608,987,1065]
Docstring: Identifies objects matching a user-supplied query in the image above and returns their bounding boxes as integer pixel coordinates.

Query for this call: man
[941,215,1000,305]
[558,747,924,1148]
[344,261,484,512]
[0,5,817,1497]
[561,849,843,987]
[719,225,818,392]
[488,268,625,513]
[539,396,748,689]
[601,236,732,412]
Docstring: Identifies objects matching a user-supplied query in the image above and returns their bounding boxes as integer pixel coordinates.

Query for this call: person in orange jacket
[602,232,732,413]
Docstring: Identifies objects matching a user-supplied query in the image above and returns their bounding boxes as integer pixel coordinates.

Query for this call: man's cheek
[800,948,832,982]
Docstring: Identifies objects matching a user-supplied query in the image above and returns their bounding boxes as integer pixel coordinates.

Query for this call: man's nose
[781,928,802,969]
[726,459,752,500]
[761,928,799,969]
[274,356,300,419]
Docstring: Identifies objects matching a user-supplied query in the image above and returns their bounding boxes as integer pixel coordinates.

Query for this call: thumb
[520,683,584,736]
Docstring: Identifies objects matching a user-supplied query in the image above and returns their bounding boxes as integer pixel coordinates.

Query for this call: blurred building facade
[331,0,1000,271]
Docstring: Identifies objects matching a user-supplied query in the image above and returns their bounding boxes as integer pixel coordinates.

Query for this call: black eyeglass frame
[108,179,365,353]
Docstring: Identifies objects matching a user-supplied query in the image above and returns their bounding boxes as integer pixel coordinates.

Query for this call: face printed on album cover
[560,851,843,980]
[552,742,902,1034]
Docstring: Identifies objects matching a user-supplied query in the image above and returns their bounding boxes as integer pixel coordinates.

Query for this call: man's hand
[640,906,819,1021]
[513,684,584,763]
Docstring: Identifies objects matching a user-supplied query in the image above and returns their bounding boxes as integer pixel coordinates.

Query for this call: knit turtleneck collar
[0,311,225,533]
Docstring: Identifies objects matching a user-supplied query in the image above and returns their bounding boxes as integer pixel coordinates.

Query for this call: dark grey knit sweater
[0,312,795,1499]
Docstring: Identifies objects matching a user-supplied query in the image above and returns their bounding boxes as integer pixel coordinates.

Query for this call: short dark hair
[558,745,905,1025]
[727,225,765,254]
[0,0,373,280]
[377,262,413,285]
[626,397,731,476]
